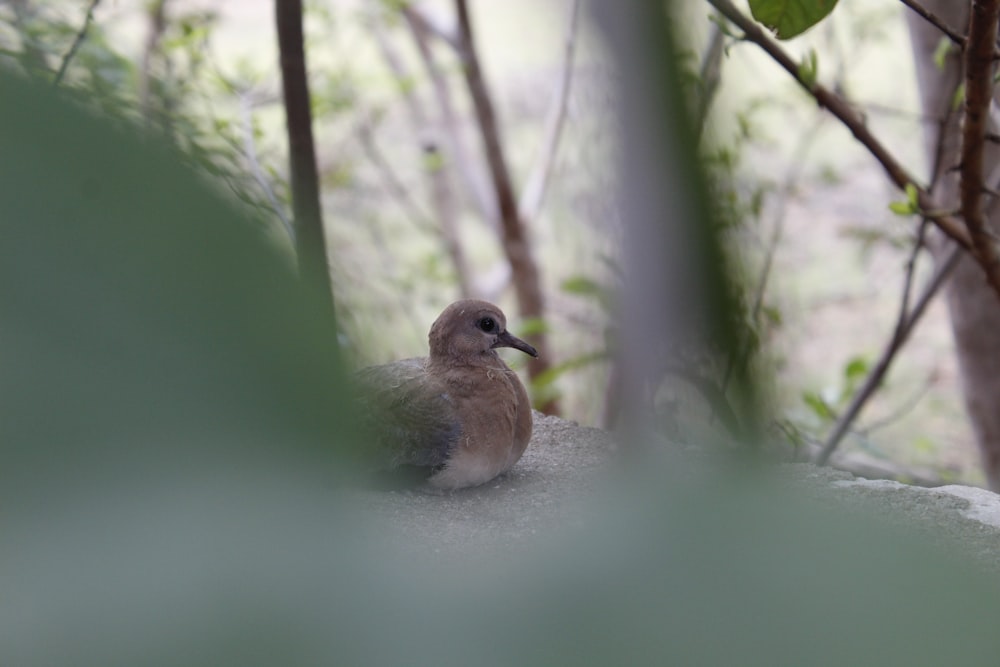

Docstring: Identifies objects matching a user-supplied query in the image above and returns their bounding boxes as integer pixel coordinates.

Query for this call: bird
[356,299,538,490]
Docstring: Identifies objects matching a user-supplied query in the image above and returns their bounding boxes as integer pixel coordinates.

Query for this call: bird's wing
[354,358,460,471]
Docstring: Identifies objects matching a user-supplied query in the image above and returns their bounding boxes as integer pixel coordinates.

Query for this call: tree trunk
[276,0,337,317]
[906,2,1000,490]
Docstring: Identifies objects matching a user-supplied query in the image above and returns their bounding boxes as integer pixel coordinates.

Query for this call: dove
[356,299,538,490]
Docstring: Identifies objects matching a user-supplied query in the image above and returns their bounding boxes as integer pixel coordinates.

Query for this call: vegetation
[5,0,1000,488]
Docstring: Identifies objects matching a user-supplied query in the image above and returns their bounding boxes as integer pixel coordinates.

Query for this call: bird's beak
[493,330,539,358]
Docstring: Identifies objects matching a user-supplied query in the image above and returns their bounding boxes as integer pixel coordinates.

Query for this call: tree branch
[898,0,968,50]
[402,4,497,223]
[369,11,473,296]
[52,0,101,87]
[401,3,461,51]
[238,91,295,243]
[353,112,436,236]
[695,17,728,139]
[139,0,169,130]
[518,0,580,224]
[454,0,555,411]
[707,0,975,255]
[959,0,1000,298]
[276,0,336,314]
[816,242,961,465]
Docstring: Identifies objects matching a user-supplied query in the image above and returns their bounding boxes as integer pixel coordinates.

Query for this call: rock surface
[362,413,1000,576]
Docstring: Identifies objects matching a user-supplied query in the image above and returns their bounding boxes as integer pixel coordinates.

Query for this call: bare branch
[898,0,968,50]
[813,66,962,464]
[52,0,101,87]
[402,4,497,224]
[707,0,975,254]
[518,0,580,224]
[139,0,170,128]
[816,243,961,465]
[238,92,295,243]
[369,11,472,296]
[695,17,728,138]
[354,113,436,235]
[402,3,460,51]
[958,0,1000,298]
[369,10,429,125]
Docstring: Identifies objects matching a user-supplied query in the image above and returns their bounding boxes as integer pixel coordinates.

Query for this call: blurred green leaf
[797,49,819,87]
[888,200,915,216]
[561,275,603,296]
[517,316,552,337]
[844,356,869,383]
[561,275,612,311]
[932,36,953,70]
[802,390,835,421]
[531,351,608,390]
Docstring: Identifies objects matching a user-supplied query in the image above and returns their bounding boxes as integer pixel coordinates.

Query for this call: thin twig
[518,0,580,224]
[139,0,169,129]
[856,379,933,435]
[401,4,461,51]
[695,17,727,139]
[816,243,962,464]
[958,0,1000,298]
[663,362,742,437]
[369,10,472,296]
[897,219,930,331]
[722,118,824,392]
[354,113,437,235]
[238,92,296,243]
[813,67,962,464]
[707,0,975,254]
[897,0,969,51]
[52,0,101,87]
[402,4,496,224]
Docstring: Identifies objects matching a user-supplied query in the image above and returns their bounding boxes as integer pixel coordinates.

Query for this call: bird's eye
[478,317,496,333]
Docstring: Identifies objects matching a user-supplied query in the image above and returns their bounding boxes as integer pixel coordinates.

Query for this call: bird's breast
[426,364,532,489]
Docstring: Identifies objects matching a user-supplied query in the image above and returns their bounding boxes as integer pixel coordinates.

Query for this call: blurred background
[0,0,986,482]
[6,2,1000,664]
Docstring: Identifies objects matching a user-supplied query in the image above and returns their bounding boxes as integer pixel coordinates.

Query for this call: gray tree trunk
[906,2,1000,490]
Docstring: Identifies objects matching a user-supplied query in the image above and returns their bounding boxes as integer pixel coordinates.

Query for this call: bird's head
[428,299,539,365]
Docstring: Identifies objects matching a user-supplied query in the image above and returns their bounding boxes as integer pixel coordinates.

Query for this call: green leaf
[797,49,819,88]
[952,83,965,111]
[802,391,834,421]
[888,201,914,216]
[749,0,839,40]
[561,275,613,311]
[561,276,603,296]
[517,316,551,337]
[761,304,783,327]
[889,183,922,216]
[843,356,869,382]
[932,36,953,71]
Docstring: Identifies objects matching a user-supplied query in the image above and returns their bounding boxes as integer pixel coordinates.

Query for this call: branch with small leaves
[706,0,1000,289]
